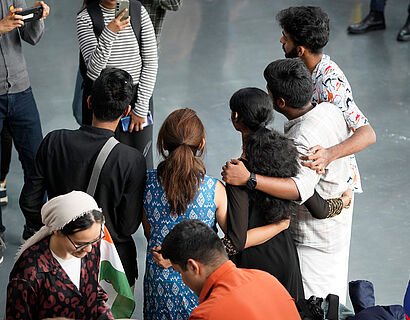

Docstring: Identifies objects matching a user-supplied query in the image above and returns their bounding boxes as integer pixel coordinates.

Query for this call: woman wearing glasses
[6,191,113,320]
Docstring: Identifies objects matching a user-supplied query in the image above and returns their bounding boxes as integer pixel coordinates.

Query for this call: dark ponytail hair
[229,87,273,132]
[157,108,206,215]
[61,209,103,236]
[230,88,299,223]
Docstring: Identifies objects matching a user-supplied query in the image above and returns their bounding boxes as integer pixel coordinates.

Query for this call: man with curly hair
[275,6,376,189]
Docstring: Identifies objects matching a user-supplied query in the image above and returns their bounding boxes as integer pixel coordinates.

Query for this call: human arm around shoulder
[304,189,352,219]
[224,184,289,252]
[302,70,376,174]
[221,159,300,200]
[300,124,376,174]
[214,180,227,233]
[244,219,290,248]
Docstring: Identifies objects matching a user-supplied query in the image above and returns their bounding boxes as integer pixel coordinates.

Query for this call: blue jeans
[371,0,410,14]
[0,87,43,233]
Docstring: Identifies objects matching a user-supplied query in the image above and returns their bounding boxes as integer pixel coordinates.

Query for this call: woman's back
[143,169,217,319]
[144,170,217,248]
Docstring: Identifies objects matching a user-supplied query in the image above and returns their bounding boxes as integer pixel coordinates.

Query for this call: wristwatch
[246,172,257,190]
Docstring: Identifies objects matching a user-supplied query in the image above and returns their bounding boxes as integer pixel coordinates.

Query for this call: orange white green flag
[99,225,135,318]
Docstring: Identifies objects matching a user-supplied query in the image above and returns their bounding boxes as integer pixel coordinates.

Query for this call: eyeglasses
[66,223,105,252]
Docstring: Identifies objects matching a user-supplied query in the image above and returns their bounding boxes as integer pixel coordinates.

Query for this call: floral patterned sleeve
[6,279,37,319]
[319,71,369,132]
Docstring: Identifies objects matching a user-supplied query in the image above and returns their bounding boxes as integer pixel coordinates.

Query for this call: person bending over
[161,219,301,320]
[7,191,113,319]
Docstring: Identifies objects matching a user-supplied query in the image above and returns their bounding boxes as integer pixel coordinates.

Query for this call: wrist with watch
[246,172,257,190]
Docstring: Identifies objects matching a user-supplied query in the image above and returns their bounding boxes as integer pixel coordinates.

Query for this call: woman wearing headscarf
[6,191,113,320]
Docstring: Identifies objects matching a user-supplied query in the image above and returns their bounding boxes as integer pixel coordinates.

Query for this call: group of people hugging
[3,1,377,319]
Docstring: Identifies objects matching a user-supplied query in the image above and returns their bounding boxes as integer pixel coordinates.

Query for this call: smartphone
[115,0,129,21]
[19,5,43,22]
[121,111,153,132]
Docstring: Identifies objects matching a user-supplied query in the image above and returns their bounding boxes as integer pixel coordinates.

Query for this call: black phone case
[20,5,43,23]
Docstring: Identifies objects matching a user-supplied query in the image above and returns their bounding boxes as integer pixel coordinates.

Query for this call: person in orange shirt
[160,219,301,320]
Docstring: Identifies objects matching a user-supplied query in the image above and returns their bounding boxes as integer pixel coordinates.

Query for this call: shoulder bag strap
[87,136,119,197]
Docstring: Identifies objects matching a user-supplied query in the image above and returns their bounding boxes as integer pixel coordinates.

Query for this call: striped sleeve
[77,10,118,81]
[133,6,158,118]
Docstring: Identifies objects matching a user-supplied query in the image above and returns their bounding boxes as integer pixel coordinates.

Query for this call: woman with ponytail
[223,88,352,301]
[142,108,227,320]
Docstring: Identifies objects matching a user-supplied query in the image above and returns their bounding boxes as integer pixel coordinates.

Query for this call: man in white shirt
[222,58,353,302]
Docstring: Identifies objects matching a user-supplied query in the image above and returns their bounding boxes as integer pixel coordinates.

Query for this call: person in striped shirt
[77,0,158,167]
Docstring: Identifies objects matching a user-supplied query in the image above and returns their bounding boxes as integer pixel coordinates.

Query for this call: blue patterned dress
[143,170,217,320]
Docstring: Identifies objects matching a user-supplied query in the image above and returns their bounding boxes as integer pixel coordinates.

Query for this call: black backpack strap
[79,0,141,81]
[129,0,142,49]
[87,1,105,38]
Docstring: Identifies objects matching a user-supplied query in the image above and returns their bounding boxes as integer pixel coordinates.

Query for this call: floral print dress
[143,170,217,320]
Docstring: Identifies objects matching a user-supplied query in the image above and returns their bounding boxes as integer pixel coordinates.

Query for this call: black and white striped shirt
[77,4,158,117]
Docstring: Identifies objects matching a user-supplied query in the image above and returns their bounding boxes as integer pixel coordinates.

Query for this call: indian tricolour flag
[99,225,135,318]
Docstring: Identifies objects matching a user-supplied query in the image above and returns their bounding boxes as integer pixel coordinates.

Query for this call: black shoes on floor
[347,11,410,42]
[397,18,410,41]
[347,11,386,34]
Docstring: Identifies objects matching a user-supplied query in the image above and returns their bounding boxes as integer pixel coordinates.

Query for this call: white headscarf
[16,191,102,260]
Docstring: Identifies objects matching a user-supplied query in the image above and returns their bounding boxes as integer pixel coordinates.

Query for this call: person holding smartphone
[0,0,50,256]
[77,0,158,168]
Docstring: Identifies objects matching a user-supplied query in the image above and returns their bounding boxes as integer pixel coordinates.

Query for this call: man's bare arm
[221,159,300,200]
[301,124,376,174]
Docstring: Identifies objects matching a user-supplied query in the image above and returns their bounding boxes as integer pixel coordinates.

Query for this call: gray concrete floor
[1,0,410,318]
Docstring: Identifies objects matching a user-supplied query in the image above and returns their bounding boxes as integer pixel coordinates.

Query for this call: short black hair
[277,6,330,54]
[61,209,103,236]
[161,220,227,270]
[229,87,273,132]
[264,58,313,109]
[90,68,134,121]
